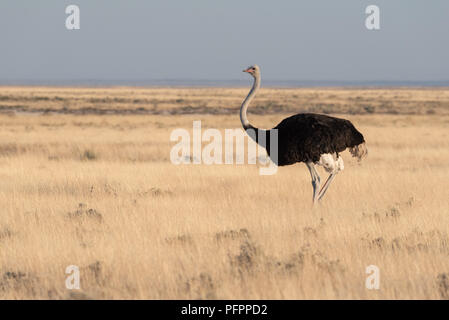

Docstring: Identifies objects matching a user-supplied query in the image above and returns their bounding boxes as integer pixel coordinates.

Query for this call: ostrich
[240,65,367,203]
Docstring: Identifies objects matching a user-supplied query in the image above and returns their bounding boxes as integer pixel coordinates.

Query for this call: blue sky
[1,0,448,82]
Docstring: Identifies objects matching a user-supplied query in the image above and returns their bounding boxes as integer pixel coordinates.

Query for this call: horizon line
[1,78,449,88]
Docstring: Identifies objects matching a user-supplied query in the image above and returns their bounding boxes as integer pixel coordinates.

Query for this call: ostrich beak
[243,68,251,73]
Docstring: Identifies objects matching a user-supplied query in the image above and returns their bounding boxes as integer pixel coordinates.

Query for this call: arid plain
[0,86,448,299]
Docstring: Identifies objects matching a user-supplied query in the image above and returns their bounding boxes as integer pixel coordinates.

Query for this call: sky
[0,0,448,84]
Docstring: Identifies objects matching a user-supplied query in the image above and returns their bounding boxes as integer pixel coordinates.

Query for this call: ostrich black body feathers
[250,113,365,166]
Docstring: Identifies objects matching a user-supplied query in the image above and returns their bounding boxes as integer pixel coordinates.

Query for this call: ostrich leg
[306,162,321,203]
[317,173,337,201]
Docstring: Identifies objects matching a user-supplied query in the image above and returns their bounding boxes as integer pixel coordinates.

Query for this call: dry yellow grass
[0,86,449,299]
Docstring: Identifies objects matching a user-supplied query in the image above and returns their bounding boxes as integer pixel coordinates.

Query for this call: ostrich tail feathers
[349,142,368,161]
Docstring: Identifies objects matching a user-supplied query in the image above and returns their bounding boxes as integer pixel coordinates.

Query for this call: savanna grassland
[0,86,448,299]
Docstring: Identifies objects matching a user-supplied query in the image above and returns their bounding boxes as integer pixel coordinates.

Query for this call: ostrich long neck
[240,74,261,131]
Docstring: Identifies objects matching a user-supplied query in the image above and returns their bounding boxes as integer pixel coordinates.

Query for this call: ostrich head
[243,65,260,78]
